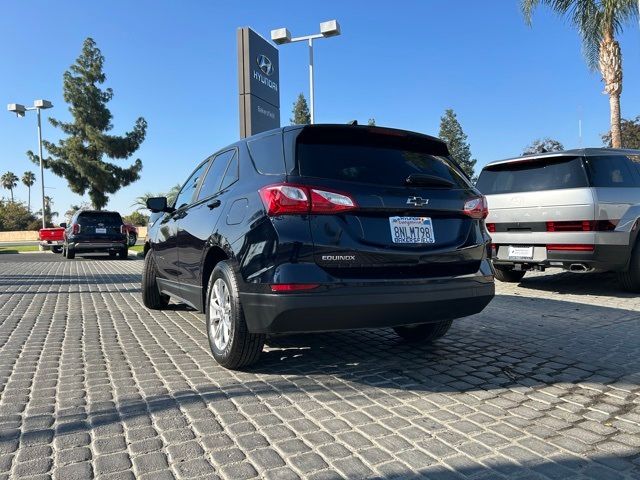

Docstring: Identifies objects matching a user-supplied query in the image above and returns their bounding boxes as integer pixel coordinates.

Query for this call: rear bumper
[240,273,495,334]
[492,244,631,271]
[71,242,126,251]
[39,240,63,247]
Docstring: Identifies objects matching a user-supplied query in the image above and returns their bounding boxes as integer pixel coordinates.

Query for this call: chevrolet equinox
[143,125,495,369]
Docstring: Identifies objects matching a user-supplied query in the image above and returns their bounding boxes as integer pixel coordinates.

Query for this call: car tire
[493,266,526,283]
[394,319,453,342]
[119,247,128,260]
[142,252,169,309]
[618,241,640,292]
[109,251,117,259]
[52,246,62,254]
[66,246,75,259]
[128,234,137,247]
[206,261,265,369]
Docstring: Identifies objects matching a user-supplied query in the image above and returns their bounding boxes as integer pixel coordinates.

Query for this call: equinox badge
[406,196,429,206]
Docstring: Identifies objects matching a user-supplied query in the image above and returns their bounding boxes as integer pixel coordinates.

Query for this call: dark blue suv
[143,125,495,369]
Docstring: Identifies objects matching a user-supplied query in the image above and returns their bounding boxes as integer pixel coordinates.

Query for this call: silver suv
[476,148,640,291]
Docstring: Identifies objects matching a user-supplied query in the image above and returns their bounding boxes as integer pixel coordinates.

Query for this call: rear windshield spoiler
[296,125,449,156]
[483,155,582,171]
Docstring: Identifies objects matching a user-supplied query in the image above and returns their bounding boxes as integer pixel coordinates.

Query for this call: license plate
[389,216,435,244]
[95,227,107,234]
[508,246,533,260]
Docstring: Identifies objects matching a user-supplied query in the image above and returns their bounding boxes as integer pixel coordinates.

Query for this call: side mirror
[146,196,171,213]
[59,222,67,228]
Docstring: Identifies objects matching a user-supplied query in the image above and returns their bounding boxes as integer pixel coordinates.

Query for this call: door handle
[207,200,221,209]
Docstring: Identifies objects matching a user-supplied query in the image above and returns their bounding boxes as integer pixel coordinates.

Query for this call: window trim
[193,147,239,203]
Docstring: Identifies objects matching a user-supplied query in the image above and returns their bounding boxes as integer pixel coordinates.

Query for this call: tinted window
[477,157,588,194]
[197,150,235,200]
[220,153,239,191]
[77,212,123,226]
[174,161,209,208]
[247,133,285,174]
[585,155,640,187]
[296,130,467,188]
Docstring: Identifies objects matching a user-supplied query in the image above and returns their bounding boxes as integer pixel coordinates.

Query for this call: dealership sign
[238,27,281,138]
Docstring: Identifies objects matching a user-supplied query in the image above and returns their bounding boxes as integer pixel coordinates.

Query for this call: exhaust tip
[569,263,591,272]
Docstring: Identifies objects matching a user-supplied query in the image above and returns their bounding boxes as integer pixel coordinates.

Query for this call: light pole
[8,100,53,229]
[271,20,341,124]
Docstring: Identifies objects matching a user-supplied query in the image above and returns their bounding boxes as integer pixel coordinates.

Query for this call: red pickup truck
[39,227,65,253]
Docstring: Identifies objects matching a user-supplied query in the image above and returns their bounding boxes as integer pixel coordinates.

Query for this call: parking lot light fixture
[7,99,54,229]
[270,20,341,124]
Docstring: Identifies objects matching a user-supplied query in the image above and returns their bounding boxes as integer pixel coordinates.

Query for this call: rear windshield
[476,157,588,194]
[77,212,123,226]
[295,128,469,188]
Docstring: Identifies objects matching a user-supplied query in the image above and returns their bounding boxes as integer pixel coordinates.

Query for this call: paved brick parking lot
[0,253,638,479]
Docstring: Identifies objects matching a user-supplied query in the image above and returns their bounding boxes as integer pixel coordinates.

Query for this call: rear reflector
[546,244,594,251]
[486,223,496,233]
[259,183,357,216]
[546,220,619,232]
[463,196,489,219]
[270,284,319,292]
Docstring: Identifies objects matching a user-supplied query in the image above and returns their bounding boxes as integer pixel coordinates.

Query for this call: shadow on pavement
[514,270,636,298]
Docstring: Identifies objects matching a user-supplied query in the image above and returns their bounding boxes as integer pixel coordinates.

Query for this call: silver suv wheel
[209,278,232,350]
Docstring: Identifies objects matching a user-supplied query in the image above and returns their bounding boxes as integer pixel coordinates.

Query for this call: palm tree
[1,171,19,202]
[131,192,162,211]
[522,1,638,148]
[21,171,36,212]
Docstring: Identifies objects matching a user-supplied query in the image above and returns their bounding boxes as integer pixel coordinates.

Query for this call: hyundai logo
[406,196,429,206]
[256,54,274,76]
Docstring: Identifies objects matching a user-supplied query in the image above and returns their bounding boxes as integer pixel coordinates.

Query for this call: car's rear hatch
[477,156,596,233]
[289,126,486,279]
[76,212,125,242]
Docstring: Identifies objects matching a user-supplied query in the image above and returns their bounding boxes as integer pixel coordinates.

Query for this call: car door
[154,160,210,280]
[177,149,239,289]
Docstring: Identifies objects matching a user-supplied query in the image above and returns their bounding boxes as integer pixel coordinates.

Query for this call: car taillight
[72,223,81,234]
[546,221,593,232]
[486,223,496,233]
[270,283,319,292]
[463,196,488,219]
[120,225,126,234]
[259,183,357,216]
[546,244,594,251]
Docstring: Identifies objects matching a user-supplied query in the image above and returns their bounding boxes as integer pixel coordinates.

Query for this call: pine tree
[290,93,311,125]
[21,171,36,212]
[438,109,476,179]
[28,38,147,210]
[367,118,376,126]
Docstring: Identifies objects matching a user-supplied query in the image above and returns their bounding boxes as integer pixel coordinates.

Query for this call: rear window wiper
[405,173,455,188]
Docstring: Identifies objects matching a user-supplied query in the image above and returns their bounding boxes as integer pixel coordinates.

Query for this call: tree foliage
[521,1,638,148]
[28,38,147,210]
[367,118,376,126]
[438,109,476,178]
[290,93,310,125]
[1,172,19,202]
[123,210,148,226]
[522,138,565,155]
[602,116,640,149]
[0,200,40,231]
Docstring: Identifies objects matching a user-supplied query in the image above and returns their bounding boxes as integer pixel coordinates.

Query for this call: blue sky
[1,1,639,216]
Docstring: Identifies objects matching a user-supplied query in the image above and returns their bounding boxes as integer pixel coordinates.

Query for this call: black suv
[63,210,129,259]
[143,125,495,369]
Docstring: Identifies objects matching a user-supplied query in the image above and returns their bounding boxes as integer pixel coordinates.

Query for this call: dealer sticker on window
[389,216,435,244]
